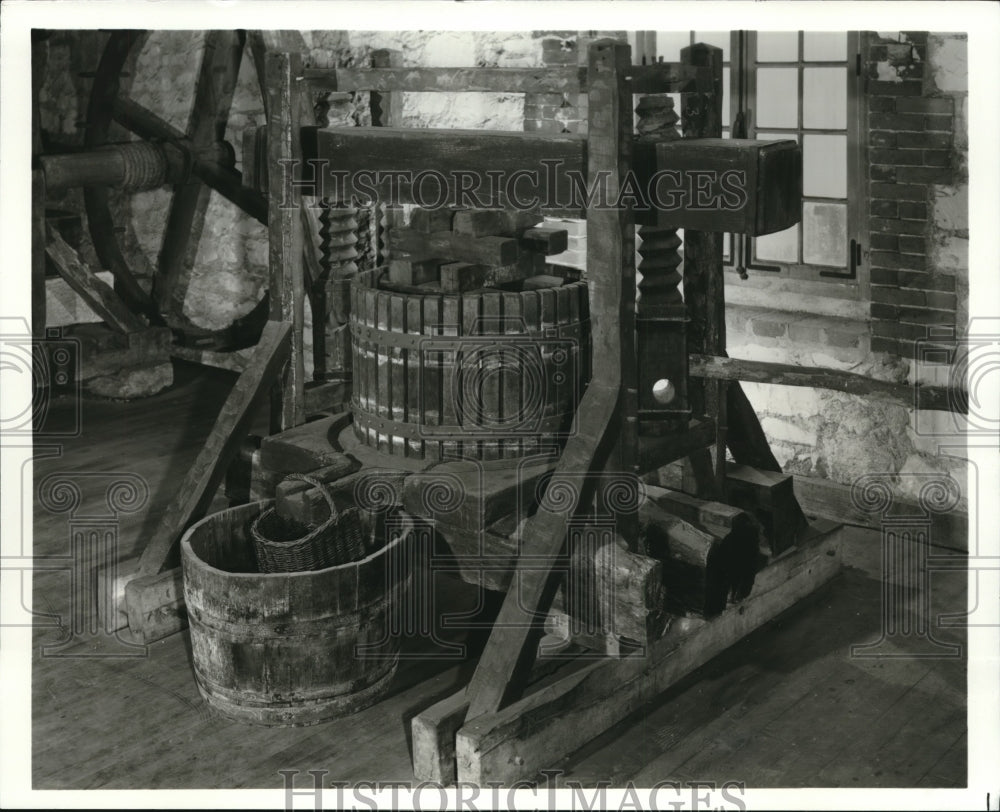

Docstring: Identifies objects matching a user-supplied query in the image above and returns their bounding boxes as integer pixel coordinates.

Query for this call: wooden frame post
[680,43,727,498]
[460,39,635,721]
[266,50,307,431]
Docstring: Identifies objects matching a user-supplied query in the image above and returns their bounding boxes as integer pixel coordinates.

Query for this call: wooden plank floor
[31,363,967,789]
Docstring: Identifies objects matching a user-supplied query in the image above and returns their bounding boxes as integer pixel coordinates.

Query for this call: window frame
[716,30,868,303]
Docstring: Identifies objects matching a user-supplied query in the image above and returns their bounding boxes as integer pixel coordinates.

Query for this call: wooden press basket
[250,473,365,573]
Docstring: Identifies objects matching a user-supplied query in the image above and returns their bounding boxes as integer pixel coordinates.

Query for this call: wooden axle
[40,139,234,192]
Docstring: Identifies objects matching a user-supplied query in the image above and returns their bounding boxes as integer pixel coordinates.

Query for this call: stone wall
[732,31,969,506]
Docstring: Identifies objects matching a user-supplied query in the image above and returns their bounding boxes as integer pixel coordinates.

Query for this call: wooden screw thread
[635,95,683,313]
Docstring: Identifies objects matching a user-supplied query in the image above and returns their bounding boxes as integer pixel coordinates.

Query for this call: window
[654,31,865,292]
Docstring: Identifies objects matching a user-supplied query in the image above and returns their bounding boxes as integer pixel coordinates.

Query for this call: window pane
[803,202,847,266]
[803,68,847,129]
[655,31,690,63]
[755,224,798,263]
[803,31,847,61]
[755,68,798,127]
[757,31,798,62]
[722,66,730,127]
[803,133,847,198]
[693,31,730,60]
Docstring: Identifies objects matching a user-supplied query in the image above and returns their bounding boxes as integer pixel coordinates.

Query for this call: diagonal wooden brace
[463,39,637,722]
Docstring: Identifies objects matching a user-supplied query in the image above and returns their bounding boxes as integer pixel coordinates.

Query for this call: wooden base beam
[411,520,843,785]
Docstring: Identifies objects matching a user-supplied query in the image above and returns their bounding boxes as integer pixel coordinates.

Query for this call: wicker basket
[251,473,366,573]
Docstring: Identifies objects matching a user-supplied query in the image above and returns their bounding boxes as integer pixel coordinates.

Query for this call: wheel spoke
[156,30,247,314]
[84,30,162,323]
[113,97,266,223]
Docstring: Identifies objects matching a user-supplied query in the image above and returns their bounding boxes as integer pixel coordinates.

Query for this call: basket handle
[281,472,339,523]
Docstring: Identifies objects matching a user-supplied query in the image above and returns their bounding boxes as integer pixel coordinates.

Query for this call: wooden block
[453,522,844,785]
[124,566,186,643]
[410,207,455,233]
[644,483,744,529]
[452,209,543,237]
[726,462,809,556]
[438,253,545,293]
[303,378,351,416]
[639,492,759,616]
[389,228,520,266]
[521,274,568,290]
[96,557,136,633]
[412,689,469,784]
[401,456,556,533]
[258,412,351,474]
[388,257,441,286]
[520,226,568,255]
[274,456,364,524]
[410,635,586,784]
[550,526,667,647]
[637,418,716,473]
[650,138,801,236]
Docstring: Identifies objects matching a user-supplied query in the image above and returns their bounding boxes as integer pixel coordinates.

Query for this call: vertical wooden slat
[348,285,364,409]
[406,295,424,458]
[376,291,391,453]
[501,290,524,458]
[267,50,306,432]
[462,292,482,459]
[422,295,442,460]
[440,294,460,459]
[389,293,407,456]
[521,288,541,457]
[480,292,502,460]
[364,286,378,446]
[538,286,557,429]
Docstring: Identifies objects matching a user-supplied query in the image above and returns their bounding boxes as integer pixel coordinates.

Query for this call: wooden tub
[180,500,413,726]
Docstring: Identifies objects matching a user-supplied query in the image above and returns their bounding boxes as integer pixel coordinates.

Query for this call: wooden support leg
[460,40,636,722]
[100,321,291,636]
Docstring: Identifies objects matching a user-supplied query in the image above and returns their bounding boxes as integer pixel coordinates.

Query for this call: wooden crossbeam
[45,227,147,334]
[302,63,710,95]
[314,127,586,207]
[690,353,966,414]
[136,320,291,577]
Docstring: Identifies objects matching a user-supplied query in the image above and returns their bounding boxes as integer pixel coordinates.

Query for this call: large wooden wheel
[84,29,271,344]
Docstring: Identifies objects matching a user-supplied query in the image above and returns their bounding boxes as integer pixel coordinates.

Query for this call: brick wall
[865,31,968,360]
